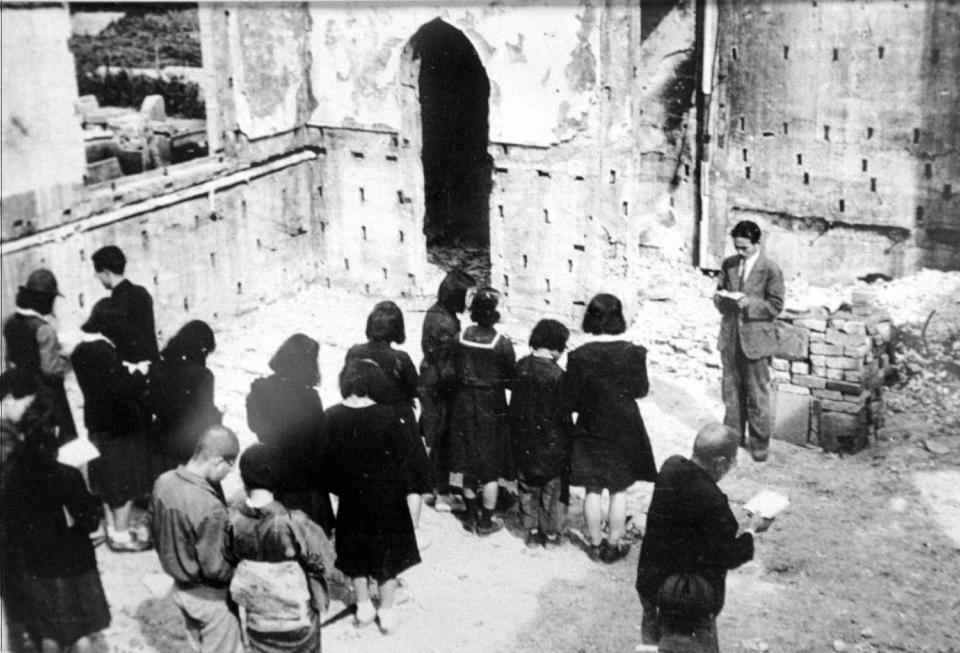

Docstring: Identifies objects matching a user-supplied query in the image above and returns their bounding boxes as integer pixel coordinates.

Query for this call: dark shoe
[586,540,605,562]
[476,515,504,536]
[750,441,770,462]
[600,541,630,563]
[107,536,150,553]
[525,529,543,549]
[543,532,562,550]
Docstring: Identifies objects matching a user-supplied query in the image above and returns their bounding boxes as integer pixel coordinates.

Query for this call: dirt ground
[14,268,960,653]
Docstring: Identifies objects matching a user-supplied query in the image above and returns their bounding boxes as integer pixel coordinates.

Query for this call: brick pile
[771,289,893,453]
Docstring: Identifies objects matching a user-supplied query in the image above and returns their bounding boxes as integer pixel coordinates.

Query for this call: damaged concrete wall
[1,1,702,342]
[710,0,960,283]
[1,5,86,235]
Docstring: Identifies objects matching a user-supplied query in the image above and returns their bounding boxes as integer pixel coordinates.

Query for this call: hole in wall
[386,155,398,162]
[326,278,331,288]
[575,175,585,181]
[867,127,874,139]
[537,170,551,178]
[153,275,158,286]
[383,268,389,280]
[610,170,617,184]
[210,252,216,267]
[622,201,629,215]
[931,48,940,65]
[924,163,932,179]
[839,199,845,212]
[878,46,884,59]
[183,297,189,311]
[742,148,748,162]
[522,254,528,268]
[823,125,830,141]
[684,164,690,176]
[351,151,365,159]
[870,178,877,192]
[783,122,789,135]
[797,153,803,165]
[543,209,550,223]
[413,17,492,273]
[782,45,789,59]
[567,259,573,272]
[832,48,839,61]
[359,187,365,202]
[803,172,810,185]
[862,159,868,172]
[498,205,504,217]
[503,274,509,288]
[913,128,920,144]
[362,226,367,241]
[237,282,242,294]
[916,206,925,226]
[545,278,551,292]
[739,116,745,131]
[344,258,350,270]
[745,166,751,179]
[78,293,84,308]
[731,46,738,60]
[399,230,405,242]
[944,184,953,200]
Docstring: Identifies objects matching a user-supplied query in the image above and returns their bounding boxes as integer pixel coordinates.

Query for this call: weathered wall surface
[1,6,86,234]
[708,0,960,282]
[1,1,699,344]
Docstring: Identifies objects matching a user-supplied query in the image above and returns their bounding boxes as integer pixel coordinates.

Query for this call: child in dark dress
[509,319,573,549]
[321,360,425,635]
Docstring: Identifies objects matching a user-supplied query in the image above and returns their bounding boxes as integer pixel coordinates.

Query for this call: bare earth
[43,276,960,653]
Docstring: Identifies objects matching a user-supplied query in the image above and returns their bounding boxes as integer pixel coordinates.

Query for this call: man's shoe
[543,532,562,550]
[750,442,770,462]
[586,540,605,562]
[107,536,150,553]
[354,601,376,628]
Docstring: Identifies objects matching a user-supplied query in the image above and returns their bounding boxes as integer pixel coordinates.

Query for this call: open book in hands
[715,289,745,312]
[744,490,790,519]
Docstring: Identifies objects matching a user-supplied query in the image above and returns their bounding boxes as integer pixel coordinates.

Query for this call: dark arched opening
[412,19,492,262]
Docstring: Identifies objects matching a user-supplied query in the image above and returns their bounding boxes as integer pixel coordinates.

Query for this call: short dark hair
[269,333,320,387]
[469,287,501,328]
[338,358,385,399]
[529,319,570,352]
[730,220,761,244]
[239,443,281,491]
[162,320,216,365]
[365,301,406,344]
[582,293,626,335]
[1,368,39,399]
[92,246,126,274]
[81,297,129,345]
[657,573,717,635]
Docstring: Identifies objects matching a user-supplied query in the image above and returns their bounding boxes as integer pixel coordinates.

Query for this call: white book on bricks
[744,490,790,519]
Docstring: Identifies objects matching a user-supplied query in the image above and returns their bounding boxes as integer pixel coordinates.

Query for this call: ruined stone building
[2,1,958,343]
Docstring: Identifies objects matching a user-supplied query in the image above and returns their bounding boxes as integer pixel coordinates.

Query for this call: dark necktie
[738,259,746,290]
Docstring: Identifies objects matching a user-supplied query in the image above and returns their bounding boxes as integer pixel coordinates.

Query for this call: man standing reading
[92,245,159,366]
[713,221,784,462]
[150,425,243,653]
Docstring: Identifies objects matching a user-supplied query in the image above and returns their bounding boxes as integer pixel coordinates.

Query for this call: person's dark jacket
[509,355,572,480]
[1,454,101,577]
[111,279,159,363]
[420,276,466,400]
[148,359,221,463]
[246,375,324,490]
[345,340,419,408]
[71,339,145,435]
[636,455,754,614]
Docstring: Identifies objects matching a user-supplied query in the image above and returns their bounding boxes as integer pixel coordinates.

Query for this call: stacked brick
[771,290,893,453]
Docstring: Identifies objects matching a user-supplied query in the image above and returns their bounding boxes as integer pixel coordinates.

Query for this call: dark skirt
[276,489,335,538]
[449,386,513,484]
[570,424,657,492]
[20,567,110,645]
[334,529,420,583]
[249,612,321,653]
[88,430,153,507]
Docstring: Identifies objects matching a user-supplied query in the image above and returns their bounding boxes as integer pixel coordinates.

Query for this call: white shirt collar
[741,249,761,281]
[15,307,48,322]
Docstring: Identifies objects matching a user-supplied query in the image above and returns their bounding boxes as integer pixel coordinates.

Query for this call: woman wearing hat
[448,287,516,535]
[2,269,77,444]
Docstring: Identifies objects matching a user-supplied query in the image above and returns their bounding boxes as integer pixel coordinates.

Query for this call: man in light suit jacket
[713,221,784,462]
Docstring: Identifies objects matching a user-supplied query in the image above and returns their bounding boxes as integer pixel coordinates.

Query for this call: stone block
[774,323,809,361]
[825,368,845,380]
[844,343,871,358]
[75,94,99,116]
[829,329,870,348]
[812,389,843,400]
[85,157,122,184]
[793,318,827,332]
[844,370,862,382]
[842,391,868,403]
[851,289,877,306]
[825,356,862,371]
[792,374,826,389]
[773,390,811,446]
[852,304,876,317]
[773,369,791,381]
[876,322,892,340]
[140,94,167,121]
[820,411,865,452]
[777,383,811,396]
[841,320,866,335]
[809,354,827,367]
[791,361,809,374]
[821,399,863,414]
[826,380,863,394]
[809,332,825,342]
[772,358,790,371]
[810,342,844,356]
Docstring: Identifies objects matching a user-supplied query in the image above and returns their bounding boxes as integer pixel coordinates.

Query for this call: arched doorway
[408,19,492,274]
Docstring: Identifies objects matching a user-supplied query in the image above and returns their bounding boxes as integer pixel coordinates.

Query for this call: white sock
[355,600,375,622]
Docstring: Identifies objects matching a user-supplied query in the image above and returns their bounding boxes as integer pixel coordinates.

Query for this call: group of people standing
[1,219,785,653]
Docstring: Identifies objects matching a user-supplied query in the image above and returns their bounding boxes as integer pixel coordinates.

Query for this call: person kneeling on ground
[635,423,773,651]
[228,443,335,653]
